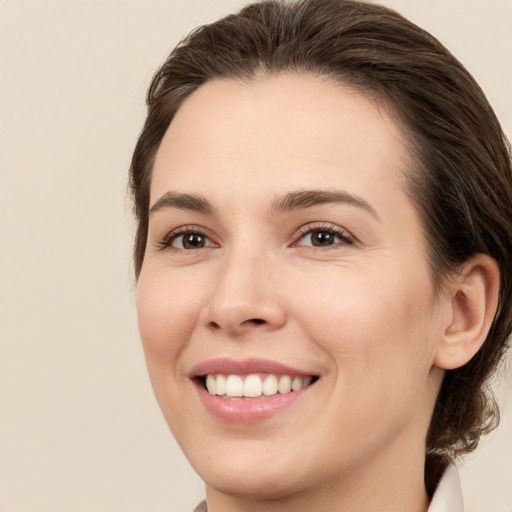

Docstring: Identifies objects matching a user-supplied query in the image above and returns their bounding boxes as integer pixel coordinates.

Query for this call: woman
[129,1,512,510]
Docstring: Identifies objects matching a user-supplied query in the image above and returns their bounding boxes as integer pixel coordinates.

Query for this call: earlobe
[434,254,500,370]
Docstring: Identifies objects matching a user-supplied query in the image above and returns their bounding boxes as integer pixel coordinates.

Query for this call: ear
[434,254,500,370]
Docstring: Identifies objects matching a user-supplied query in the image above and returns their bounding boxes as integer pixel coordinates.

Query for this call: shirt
[428,464,464,512]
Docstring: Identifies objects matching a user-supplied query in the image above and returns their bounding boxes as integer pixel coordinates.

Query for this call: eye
[172,232,213,249]
[293,224,353,248]
[157,227,217,250]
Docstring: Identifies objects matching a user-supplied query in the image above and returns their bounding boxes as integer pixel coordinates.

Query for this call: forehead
[151,73,409,206]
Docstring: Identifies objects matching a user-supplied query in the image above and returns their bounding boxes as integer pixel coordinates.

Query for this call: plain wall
[1,1,510,511]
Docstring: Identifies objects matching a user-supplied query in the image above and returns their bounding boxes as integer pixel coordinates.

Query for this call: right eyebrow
[271,189,379,220]
[149,192,214,216]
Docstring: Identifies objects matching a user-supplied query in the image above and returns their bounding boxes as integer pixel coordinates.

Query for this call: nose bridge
[204,241,285,334]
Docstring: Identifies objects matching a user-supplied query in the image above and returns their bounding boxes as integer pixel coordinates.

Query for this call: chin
[185,440,312,500]
[202,464,307,501]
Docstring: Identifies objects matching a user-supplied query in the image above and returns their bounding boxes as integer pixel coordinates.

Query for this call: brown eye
[183,234,205,249]
[301,230,343,247]
[295,225,353,249]
[309,230,336,246]
[171,232,214,250]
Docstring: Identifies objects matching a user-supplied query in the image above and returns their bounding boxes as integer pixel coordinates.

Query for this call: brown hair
[130,0,512,488]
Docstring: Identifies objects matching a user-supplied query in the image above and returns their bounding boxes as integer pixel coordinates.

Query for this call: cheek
[136,272,199,374]
[293,271,438,452]
[294,267,437,388]
[136,272,205,439]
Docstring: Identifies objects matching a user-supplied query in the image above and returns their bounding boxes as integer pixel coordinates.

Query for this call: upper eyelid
[296,222,348,234]
[294,222,354,240]
[169,224,210,234]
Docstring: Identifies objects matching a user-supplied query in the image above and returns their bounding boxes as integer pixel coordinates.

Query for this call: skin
[137,74,459,512]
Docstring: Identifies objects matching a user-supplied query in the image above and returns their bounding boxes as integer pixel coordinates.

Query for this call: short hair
[129,0,512,489]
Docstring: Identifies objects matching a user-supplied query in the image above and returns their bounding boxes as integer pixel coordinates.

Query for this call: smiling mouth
[199,374,318,399]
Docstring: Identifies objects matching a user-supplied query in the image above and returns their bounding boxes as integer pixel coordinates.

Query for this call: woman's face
[137,74,446,500]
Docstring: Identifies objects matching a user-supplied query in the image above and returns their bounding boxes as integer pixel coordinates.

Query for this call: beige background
[1,1,510,511]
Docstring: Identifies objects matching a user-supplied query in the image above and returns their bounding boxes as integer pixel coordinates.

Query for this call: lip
[190,358,317,424]
[190,357,314,378]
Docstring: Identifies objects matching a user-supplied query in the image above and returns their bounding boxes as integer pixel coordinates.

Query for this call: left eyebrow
[271,189,379,220]
[149,192,214,216]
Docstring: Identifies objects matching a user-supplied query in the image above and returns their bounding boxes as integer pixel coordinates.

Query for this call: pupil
[312,231,333,246]
[184,234,204,249]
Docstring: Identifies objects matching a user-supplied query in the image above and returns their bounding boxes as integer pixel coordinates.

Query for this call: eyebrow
[271,189,379,219]
[149,192,214,216]
[149,188,379,219]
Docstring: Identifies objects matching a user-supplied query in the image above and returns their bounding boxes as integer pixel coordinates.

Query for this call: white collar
[427,464,464,512]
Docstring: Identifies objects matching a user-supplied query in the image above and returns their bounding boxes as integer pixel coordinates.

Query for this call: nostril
[206,312,275,333]
[247,318,265,325]
[207,318,265,331]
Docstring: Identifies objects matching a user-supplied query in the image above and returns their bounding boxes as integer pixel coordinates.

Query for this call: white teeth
[302,376,312,387]
[206,375,216,395]
[243,374,263,397]
[262,374,278,396]
[205,374,314,398]
[216,374,226,396]
[278,375,292,394]
[291,376,303,391]
[225,375,244,397]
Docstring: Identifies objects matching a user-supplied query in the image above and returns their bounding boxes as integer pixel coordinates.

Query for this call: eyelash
[293,223,354,249]
[156,223,354,251]
[156,226,215,251]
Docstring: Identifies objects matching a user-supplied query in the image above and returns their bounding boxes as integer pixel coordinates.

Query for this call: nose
[201,247,287,336]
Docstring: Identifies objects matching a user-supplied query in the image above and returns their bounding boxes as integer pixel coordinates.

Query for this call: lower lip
[194,381,312,423]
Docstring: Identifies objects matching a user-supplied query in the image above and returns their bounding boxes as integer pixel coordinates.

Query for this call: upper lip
[190,358,317,378]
